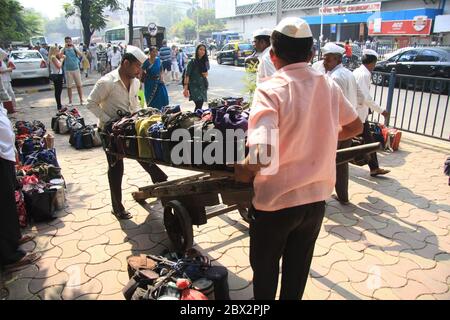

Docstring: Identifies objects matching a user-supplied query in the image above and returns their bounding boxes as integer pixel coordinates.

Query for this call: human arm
[355,71,388,117]
[183,61,192,98]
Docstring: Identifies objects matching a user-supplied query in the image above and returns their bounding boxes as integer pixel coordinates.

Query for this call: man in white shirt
[253,28,276,84]
[87,46,167,220]
[110,46,122,70]
[322,42,362,204]
[353,49,390,177]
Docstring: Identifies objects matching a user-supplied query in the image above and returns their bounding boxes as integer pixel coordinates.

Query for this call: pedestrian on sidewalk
[89,43,98,72]
[159,40,172,84]
[234,17,363,300]
[322,42,362,204]
[86,46,168,220]
[61,36,84,106]
[97,44,108,75]
[353,49,390,177]
[0,85,41,270]
[183,44,209,111]
[142,47,169,110]
[110,46,122,71]
[48,46,65,111]
[81,48,91,78]
[171,46,180,82]
[0,49,16,111]
[252,28,276,84]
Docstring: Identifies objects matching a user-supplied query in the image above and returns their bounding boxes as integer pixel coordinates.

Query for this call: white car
[9,50,49,82]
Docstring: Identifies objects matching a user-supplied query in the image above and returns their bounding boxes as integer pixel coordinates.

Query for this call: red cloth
[344,44,353,57]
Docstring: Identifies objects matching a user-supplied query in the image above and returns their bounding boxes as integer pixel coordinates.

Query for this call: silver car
[9,50,50,82]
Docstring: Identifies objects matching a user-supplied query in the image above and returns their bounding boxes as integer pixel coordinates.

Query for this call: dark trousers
[0,158,25,266]
[105,153,168,213]
[249,201,326,300]
[335,139,353,203]
[52,74,64,110]
[363,121,380,171]
[194,100,204,111]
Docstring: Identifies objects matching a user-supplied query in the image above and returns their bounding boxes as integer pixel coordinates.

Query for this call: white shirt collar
[329,63,344,75]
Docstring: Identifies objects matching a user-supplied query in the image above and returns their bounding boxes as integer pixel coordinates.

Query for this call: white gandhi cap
[322,42,346,55]
[274,17,312,39]
[253,28,272,38]
[363,49,379,58]
[125,45,147,64]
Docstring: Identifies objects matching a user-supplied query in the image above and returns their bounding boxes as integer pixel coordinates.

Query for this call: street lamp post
[319,0,324,58]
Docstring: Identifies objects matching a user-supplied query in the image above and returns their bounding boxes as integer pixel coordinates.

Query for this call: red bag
[386,128,402,151]
[15,190,28,228]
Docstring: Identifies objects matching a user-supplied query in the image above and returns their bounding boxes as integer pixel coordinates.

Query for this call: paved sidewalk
[1,84,449,300]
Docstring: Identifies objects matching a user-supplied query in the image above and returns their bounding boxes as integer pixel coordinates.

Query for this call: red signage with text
[369,19,432,36]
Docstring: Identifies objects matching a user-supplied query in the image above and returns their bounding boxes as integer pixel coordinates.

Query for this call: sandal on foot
[370,168,390,177]
[4,252,42,271]
[111,210,133,220]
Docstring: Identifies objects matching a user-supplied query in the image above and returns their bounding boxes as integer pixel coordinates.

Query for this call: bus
[30,36,48,47]
[103,25,166,49]
[212,31,242,47]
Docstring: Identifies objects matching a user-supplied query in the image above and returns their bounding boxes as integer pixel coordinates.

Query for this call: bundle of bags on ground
[51,107,102,150]
[101,97,250,169]
[123,248,230,300]
[14,120,64,226]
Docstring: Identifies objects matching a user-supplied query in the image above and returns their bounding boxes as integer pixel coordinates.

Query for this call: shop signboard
[434,15,450,33]
[368,16,432,36]
[320,2,381,15]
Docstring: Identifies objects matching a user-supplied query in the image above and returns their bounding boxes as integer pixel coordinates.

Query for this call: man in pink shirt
[235,17,363,300]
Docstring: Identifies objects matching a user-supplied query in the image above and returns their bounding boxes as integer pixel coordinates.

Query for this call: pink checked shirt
[248,62,358,211]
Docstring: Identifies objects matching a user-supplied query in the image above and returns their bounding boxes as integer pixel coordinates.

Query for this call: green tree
[64,0,120,46]
[0,0,45,46]
[171,18,196,41]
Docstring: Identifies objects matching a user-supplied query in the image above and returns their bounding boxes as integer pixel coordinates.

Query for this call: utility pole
[276,0,282,24]
[319,0,324,58]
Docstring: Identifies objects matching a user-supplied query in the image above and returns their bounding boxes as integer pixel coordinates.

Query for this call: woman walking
[48,46,65,111]
[142,47,169,110]
[183,44,209,111]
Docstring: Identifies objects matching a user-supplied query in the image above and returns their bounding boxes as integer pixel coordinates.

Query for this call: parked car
[9,50,49,83]
[216,42,254,66]
[179,45,196,59]
[372,47,450,92]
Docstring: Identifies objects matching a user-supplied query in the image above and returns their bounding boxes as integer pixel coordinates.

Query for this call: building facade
[216,0,449,45]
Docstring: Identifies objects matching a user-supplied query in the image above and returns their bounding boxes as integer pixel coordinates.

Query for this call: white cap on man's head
[126,45,147,64]
[274,17,312,39]
[322,42,345,55]
[363,49,378,58]
[253,28,272,39]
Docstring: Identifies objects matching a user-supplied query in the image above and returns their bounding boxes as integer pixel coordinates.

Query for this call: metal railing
[369,69,450,140]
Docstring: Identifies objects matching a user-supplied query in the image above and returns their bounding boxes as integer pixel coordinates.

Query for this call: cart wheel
[238,207,251,224]
[163,200,193,252]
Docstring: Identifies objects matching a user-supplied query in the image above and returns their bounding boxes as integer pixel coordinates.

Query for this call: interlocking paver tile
[125,234,157,251]
[70,218,100,232]
[61,278,103,300]
[103,229,128,245]
[95,271,124,295]
[398,249,437,270]
[51,231,83,247]
[59,240,83,259]
[392,232,429,251]
[74,294,100,300]
[5,279,35,300]
[304,279,331,300]
[327,225,362,242]
[364,246,400,266]
[406,269,449,294]
[55,252,91,271]
[78,225,103,241]
[97,292,125,300]
[330,242,365,261]
[419,221,450,237]
[104,242,135,257]
[29,272,69,294]
[85,257,122,278]
[392,279,433,300]
[332,261,368,283]
[380,257,422,279]
[372,288,401,300]
[34,257,61,279]
[63,264,91,287]
[36,285,64,300]
[416,294,437,300]
[85,245,112,264]
[313,243,331,257]
[78,234,110,252]
[348,254,383,274]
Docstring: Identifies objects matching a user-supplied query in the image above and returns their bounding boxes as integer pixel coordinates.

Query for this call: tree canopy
[64,0,120,46]
[0,0,45,46]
